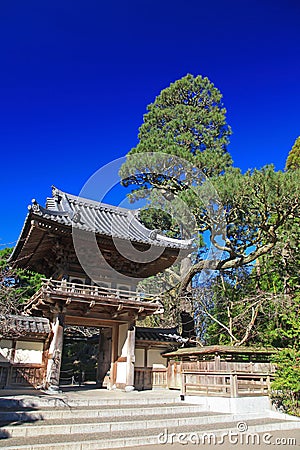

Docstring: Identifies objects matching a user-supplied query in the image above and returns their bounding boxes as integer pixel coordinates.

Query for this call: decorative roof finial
[29,198,41,214]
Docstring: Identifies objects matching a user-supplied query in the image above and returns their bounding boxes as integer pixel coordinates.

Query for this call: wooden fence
[167,359,275,397]
[134,367,167,390]
[181,371,272,397]
[0,363,45,388]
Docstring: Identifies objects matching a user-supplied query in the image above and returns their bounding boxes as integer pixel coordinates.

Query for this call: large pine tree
[119,75,300,300]
[285,136,300,171]
[119,73,232,202]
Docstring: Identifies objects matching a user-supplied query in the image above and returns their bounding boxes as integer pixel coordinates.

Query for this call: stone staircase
[0,392,299,449]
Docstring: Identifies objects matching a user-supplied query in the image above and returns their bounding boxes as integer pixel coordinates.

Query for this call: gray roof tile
[27,186,193,249]
[136,327,181,342]
[5,315,51,336]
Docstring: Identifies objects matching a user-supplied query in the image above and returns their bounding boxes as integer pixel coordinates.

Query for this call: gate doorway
[60,326,112,387]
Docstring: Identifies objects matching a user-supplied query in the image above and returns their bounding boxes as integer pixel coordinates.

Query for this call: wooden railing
[152,368,167,388]
[10,365,45,387]
[166,360,275,396]
[167,361,182,389]
[181,370,273,398]
[134,367,167,390]
[181,360,276,374]
[0,363,45,388]
[40,279,158,303]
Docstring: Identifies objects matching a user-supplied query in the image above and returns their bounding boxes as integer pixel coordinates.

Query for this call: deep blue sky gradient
[1,0,299,247]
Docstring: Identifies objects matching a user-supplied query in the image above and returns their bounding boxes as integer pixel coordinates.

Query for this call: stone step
[1,391,299,449]
[1,411,220,433]
[0,403,207,423]
[0,411,273,439]
[0,418,299,449]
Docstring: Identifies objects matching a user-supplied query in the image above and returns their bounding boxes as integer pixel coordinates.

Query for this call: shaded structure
[134,327,181,390]
[0,317,182,390]
[0,316,50,389]
[8,186,191,391]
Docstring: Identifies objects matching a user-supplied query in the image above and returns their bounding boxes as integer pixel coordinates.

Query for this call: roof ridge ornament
[28,199,41,215]
[51,185,61,199]
[60,193,84,224]
[72,211,81,223]
[149,229,161,240]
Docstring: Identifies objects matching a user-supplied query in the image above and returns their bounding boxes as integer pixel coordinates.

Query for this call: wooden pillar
[97,328,112,387]
[230,373,238,398]
[96,332,102,386]
[181,371,186,397]
[6,340,17,387]
[110,324,118,388]
[144,347,148,368]
[46,306,64,391]
[125,321,136,392]
[266,374,271,392]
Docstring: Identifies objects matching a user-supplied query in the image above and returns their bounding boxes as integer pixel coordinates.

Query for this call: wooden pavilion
[163,345,276,398]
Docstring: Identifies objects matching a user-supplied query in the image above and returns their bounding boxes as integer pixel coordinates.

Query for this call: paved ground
[0,387,180,408]
[0,385,180,401]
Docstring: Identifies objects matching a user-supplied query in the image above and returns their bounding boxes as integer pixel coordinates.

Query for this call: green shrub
[271,348,300,416]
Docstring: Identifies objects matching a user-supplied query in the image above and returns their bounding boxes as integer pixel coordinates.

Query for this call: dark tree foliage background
[0,248,43,338]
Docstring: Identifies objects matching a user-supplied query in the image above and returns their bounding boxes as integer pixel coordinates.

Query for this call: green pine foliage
[0,248,43,337]
[271,348,300,416]
[119,73,232,203]
[285,136,300,171]
[137,261,184,328]
[0,247,43,301]
[139,207,180,238]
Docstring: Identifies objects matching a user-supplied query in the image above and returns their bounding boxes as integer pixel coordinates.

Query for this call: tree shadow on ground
[0,398,42,439]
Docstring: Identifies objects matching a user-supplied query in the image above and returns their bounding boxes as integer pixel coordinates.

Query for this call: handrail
[40,278,158,302]
[182,369,275,376]
[181,369,273,398]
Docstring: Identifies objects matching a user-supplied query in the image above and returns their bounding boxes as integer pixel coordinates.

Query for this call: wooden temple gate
[22,279,160,391]
[5,186,191,391]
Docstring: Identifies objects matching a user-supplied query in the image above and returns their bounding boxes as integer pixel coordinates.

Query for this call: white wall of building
[115,361,127,384]
[134,348,144,367]
[118,323,128,357]
[14,341,43,364]
[0,339,13,362]
[148,348,166,368]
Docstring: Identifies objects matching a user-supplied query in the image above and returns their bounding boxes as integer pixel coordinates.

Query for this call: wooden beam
[64,315,128,327]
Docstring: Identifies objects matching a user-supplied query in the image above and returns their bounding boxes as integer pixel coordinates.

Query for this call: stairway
[0,392,299,449]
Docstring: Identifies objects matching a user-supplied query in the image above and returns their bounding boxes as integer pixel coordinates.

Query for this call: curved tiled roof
[4,315,50,336]
[163,345,277,358]
[25,186,193,249]
[135,326,181,342]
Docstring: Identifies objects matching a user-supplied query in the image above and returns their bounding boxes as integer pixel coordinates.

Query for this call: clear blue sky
[1,0,299,248]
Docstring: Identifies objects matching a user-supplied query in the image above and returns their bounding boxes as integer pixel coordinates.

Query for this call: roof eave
[9,210,33,264]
